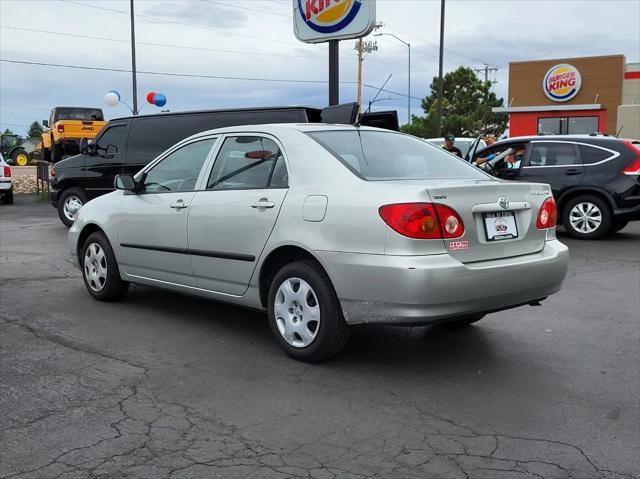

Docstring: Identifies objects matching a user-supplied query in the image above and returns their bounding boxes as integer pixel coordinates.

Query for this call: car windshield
[56,108,104,121]
[307,130,488,181]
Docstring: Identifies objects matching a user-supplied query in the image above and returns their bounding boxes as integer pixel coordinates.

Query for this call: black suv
[50,104,398,226]
[472,135,640,239]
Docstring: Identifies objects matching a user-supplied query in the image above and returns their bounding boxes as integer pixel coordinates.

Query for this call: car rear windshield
[55,108,104,121]
[307,130,488,181]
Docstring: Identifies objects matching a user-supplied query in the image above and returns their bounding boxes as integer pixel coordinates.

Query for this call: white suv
[0,153,13,204]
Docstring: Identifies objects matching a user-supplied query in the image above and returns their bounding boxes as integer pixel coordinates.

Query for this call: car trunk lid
[423,179,549,263]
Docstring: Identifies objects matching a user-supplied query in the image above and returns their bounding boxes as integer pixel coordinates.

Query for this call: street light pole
[374,32,411,124]
[130,0,138,115]
[437,0,446,137]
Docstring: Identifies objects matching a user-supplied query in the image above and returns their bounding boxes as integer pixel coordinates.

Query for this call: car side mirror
[114,174,136,191]
[105,144,118,156]
[43,120,49,128]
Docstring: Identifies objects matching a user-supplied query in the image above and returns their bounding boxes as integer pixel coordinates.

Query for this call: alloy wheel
[569,202,602,234]
[84,242,107,292]
[274,277,321,348]
[63,196,83,222]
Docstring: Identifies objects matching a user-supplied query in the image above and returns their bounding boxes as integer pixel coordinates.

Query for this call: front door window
[142,139,216,193]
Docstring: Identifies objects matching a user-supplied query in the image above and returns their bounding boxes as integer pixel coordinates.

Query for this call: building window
[537,116,599,135]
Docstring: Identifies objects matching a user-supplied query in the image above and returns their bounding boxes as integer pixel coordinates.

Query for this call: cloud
[1,0,638,134]
[142,1,248,29]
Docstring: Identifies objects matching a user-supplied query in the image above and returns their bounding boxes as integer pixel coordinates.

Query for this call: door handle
[564,169,582,176]
[251,198,275,209]
[170,200,188,210]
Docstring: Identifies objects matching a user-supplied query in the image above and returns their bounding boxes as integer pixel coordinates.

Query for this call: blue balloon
[153,93,167,107]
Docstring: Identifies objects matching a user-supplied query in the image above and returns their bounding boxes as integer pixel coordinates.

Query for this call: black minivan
[51,104,398,226]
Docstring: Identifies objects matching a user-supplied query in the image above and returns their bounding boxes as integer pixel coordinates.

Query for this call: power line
[60,0,295,47]
[0,58,422,101]
[0,24,402,67]
[0,25,314,60]
[200,0,290,18]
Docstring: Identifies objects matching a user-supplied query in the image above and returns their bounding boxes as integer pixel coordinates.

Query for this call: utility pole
[354,37,378,114]
[474,64,498,85]
[436,0,446,137]
[329,40,339,106]
[130,0,138,115]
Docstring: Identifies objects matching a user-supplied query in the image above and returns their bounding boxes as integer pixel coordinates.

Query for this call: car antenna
[355,74,392,127]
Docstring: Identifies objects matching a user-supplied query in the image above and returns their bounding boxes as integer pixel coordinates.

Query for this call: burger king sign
[293,0,376,43]
[543,64,582,102]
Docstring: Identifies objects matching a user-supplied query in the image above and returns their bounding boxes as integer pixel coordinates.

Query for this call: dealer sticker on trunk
[448,240,469,251]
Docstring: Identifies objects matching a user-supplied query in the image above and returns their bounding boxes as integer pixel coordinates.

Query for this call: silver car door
[187,134,288,296]
[117,137,218,286]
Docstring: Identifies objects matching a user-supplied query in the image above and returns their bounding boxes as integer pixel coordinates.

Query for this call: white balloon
[104,91,120,107]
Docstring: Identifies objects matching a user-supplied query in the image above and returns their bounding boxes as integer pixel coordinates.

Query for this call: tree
[26,121,44,139]
[401,66,507,138]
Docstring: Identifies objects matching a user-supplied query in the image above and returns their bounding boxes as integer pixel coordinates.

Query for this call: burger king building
[494,54,640,139]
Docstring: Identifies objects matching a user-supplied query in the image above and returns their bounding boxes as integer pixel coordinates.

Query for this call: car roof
[110,105,321,122]
[177,123,394,144]
[492,134,622,144]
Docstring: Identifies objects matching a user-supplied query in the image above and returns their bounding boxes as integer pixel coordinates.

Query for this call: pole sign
[543,63,582,102]
[293,0,376,43]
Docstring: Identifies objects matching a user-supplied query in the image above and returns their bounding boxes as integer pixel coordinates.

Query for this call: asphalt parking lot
[1,194,638,479]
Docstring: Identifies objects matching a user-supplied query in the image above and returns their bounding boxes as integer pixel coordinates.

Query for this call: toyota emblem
[498,197,510,209]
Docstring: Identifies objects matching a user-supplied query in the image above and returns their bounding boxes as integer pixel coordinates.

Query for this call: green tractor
[0,133,30,166]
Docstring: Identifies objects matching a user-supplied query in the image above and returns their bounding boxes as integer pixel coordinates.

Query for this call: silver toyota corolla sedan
[68,124,569,361]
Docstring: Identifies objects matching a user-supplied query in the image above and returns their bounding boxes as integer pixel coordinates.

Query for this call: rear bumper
[317,240,569,325]
[0,180,12,192]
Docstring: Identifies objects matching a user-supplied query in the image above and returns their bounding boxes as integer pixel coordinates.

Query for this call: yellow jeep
[42,107,106,162]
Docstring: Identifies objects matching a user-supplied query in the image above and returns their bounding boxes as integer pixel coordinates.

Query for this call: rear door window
[207,136,287,190]
[527,142,579,166]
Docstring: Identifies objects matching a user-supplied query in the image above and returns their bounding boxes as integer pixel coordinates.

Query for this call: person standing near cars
[474,134,498,166]
[442,134,463,158]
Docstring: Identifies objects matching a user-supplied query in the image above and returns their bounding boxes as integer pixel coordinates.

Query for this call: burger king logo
[297,0,362,33]
[543,64,582,102]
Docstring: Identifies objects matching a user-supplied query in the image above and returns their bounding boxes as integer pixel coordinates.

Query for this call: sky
[1,0,639,135]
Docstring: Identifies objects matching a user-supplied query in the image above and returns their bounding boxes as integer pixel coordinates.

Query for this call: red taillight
[622,141,640,176]
[57,125,64,133]
[3,166,10,177]
[536,197,558,229]
[379,203,464,239]
[622,160,640,176]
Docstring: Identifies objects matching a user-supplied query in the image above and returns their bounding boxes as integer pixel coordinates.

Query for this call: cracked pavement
[1,195,639,479]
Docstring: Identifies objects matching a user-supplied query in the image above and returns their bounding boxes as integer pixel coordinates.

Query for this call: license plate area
[483,211,518,241]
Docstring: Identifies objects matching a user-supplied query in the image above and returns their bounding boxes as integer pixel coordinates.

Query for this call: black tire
[11,149,29,167]
[441,313,486,329]
[562,195,612,240]
[81,231,129,301]
[43,148,51,163]
[57,187,87,227]
[267,260,349,362]
[2,190,13,205]
[52,143,63,163]
[608,220,628,235]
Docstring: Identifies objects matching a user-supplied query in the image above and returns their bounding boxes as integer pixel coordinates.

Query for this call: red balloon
[146,92,156,104]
